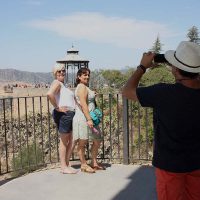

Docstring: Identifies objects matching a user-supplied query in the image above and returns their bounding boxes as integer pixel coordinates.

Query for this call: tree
[101,69,124,88]
[150,35,163,53]
[187,26,200,44]
[90,69,105,90]
[140,66,175,86]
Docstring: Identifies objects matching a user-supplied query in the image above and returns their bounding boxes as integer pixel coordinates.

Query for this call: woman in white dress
[47,63,78,174]
[73,67,105,173]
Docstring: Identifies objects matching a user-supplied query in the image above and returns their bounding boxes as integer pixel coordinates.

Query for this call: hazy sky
[0,0,199,72]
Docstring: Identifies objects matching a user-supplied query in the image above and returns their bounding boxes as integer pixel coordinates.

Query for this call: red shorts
[155,168,200,200]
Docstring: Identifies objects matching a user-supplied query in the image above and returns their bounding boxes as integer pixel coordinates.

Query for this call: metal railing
[0,94,153,176]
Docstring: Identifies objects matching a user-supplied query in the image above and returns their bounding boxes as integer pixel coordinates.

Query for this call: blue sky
[0,0,199,72]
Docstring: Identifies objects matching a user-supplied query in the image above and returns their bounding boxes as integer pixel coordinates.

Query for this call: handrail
[0,94,153,176]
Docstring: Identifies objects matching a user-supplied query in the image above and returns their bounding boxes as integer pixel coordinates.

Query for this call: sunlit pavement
[0,164,157,200]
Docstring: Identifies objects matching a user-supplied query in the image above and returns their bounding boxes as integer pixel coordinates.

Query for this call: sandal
[81,164,95,173]
[91,164,106,171]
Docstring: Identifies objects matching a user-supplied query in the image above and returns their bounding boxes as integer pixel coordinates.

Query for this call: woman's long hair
[75,67,90,86]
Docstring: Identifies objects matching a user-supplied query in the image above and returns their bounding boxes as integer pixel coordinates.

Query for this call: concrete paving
[0,164,157,200]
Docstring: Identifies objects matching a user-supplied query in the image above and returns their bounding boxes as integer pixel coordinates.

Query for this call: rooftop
[57,46,89,63]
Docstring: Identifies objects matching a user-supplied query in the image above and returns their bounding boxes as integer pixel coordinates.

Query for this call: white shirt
[55,80,75,111]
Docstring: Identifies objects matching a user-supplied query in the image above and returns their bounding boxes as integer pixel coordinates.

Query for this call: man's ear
[174,67,180,74]
[171,66,179,78]
[174,67,178,71]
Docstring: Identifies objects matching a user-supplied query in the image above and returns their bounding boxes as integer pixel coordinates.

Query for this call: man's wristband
[137,65,146,73]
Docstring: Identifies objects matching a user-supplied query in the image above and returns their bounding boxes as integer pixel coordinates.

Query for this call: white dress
[73,83,102,140]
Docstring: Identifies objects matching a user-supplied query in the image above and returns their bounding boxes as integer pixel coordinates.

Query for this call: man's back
[136,82,200,172]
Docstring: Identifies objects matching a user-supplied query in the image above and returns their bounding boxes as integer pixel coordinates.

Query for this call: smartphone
[154,54,167,63]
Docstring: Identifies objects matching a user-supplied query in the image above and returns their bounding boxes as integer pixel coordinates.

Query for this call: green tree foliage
[122,67,135,80]
[101,69,125,88]
[187,26,200,44]
[90,65,174,91]
[149,35,163,53]
[106,65,174,88]
[141,65,175,86]
[90,69,105,90]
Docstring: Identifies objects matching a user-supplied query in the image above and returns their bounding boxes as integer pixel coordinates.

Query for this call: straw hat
[165,41,200,73]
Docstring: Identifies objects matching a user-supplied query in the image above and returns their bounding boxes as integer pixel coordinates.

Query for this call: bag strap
[74,97,83,112]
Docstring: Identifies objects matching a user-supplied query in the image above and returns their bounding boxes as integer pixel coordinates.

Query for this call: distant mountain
[0,68,54,84]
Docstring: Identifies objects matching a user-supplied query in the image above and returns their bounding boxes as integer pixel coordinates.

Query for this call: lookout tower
[56,45,89,87]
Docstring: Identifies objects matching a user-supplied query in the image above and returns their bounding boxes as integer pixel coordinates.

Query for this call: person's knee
[78,140,88,148]
[93,140,101,147]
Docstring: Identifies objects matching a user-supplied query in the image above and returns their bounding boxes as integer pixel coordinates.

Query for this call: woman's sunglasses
[57,70,66,73]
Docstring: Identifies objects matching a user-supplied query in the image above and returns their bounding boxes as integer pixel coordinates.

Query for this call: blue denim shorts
[52,109,75,134]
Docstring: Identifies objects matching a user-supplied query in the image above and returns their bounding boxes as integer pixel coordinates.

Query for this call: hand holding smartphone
[154,54,167,63]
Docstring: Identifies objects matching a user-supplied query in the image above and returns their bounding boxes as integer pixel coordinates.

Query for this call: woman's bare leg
[77,139,88,165]
[65,133,73,166]
[77,139,95,173]
[59,133,78,174]
[59,133,70,169]
[91,140,101,166]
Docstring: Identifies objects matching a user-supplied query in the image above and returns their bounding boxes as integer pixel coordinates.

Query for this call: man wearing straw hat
[122,41,200,200]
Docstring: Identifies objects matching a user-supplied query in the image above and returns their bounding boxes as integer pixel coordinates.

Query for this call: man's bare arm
[122,52,155,101]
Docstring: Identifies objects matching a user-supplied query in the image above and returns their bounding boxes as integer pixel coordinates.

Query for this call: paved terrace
[0,164,157,200]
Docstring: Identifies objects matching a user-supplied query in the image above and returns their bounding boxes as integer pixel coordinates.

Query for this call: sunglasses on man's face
[57,70,66,73]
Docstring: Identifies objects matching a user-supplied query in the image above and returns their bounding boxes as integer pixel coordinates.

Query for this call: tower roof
[67,46,78,53]
[57,46,89,63]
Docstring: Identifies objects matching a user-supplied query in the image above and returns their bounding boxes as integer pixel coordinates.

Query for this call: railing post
[122,97,129,165]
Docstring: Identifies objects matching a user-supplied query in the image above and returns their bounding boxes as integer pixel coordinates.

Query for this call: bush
[12,142,44,177]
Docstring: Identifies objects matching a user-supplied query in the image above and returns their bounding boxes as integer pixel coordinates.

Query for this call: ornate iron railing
[0,94,153,176]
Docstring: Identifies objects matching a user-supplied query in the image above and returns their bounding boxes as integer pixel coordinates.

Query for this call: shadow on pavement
[71,162,112,170]
[0,177,16,187]
[112,166,157,200]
